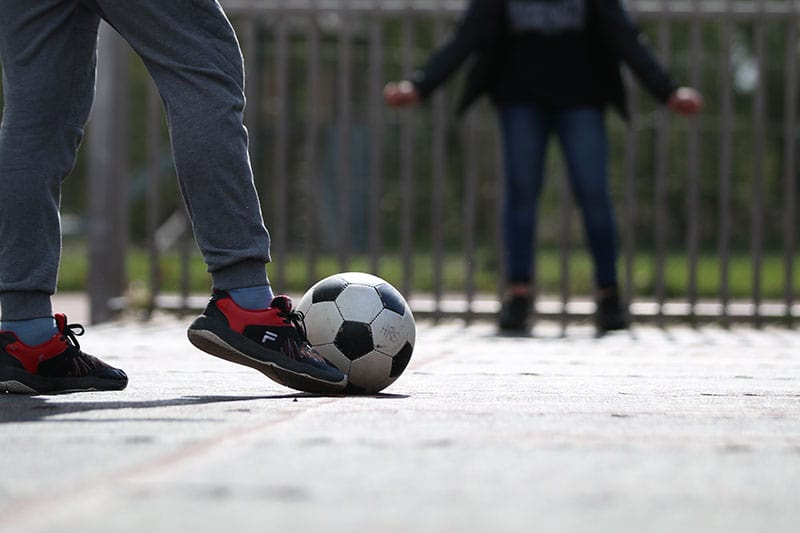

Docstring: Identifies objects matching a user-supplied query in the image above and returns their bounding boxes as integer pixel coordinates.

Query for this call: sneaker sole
[187,320,347,395]
[0,380,38,394]
[0,367,128,395]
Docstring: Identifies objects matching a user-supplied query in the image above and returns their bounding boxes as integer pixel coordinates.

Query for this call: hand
[668,87,703,115]
[383,80,420,108]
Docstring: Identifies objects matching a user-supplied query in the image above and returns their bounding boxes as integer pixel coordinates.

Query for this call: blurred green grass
[58,242,799,299]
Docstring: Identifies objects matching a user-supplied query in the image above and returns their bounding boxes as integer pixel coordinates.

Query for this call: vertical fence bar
[337,3,353,271]
[751,2,767,325]
[146,80,162,318]
[623,85,639,314]
[431,13,446,318]
[558,157,573,333]
[686,1,702,321]
[400,8,414,297]
[654,7,672,326]
[718,0,734,326]
[783,4,798,321]
[463,113,479,319]
[88,25,129,323]
[306,9,321,286]
[493,125,505,313]
[368,4,384,276]
[272,14,290,289]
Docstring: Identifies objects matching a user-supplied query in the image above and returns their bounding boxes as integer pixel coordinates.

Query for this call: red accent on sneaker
[216,297,288,334]
[2,313,79,373]
[55,313,68,331]
[3,334,69,374]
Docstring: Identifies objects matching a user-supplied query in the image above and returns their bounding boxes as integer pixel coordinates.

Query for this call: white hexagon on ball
[314,343,351,375]
[349,351,393,392]
[301,301,343,346]
[371,308,410,356]
[335,284,385,323]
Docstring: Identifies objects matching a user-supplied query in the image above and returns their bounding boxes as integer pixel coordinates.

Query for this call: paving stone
[1,317,799,533]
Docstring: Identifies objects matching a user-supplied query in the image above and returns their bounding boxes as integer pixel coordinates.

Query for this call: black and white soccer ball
[296,272,415,394]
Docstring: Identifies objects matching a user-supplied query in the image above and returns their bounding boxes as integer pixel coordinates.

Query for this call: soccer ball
[296,272,415,394]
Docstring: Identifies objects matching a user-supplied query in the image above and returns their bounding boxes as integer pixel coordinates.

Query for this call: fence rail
[86,0,800,326]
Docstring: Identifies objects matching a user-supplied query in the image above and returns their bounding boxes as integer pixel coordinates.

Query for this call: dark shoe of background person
[187,292,347,395]
[595,288,630,333]
[498,294,532,333]
[0,314,128,394]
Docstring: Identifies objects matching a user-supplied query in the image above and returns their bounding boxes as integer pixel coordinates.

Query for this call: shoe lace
[276,309,331,366]
[278,308,309,342]
[59,321,109,376]
[61,321,85,350]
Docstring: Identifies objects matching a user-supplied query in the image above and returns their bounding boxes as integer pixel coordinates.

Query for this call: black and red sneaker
[0,314,128,394]
[187,292,347,394]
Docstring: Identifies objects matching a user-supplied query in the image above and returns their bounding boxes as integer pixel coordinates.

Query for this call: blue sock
[228,285,275,310]
[1,317,58,346]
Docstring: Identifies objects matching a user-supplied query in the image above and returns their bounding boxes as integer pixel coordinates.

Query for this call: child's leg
[0,1,100,325]
[93,0,271,294]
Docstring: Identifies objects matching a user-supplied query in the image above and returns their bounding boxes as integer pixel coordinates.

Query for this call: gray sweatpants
[0,0,271,320]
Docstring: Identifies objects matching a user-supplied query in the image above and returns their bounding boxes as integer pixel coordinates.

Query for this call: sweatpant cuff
[210,259,269,291]
[0,291,54,321]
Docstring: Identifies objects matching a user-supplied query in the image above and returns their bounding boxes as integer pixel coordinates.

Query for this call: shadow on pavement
[0,394,301,423]
[0,391,410,423]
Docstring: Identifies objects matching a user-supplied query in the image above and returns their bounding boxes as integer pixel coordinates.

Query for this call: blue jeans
[498,104,619,288]
[0,0,271,319]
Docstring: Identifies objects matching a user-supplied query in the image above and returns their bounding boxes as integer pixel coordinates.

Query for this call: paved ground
[2,300,799,532]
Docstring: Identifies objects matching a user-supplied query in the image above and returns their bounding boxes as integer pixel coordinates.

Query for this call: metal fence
[87,0,800,326]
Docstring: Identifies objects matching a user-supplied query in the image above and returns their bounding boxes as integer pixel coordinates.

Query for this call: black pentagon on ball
[334,321,374,360]
[390,342,413,378]
[312,276,349,303]
[376,283,406,315]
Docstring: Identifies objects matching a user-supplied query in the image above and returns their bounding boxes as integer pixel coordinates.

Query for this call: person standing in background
[384,0,702,334]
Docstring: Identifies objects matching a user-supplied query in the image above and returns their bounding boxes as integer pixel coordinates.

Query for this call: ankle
[227,285,275,311]
[1,317,58,346]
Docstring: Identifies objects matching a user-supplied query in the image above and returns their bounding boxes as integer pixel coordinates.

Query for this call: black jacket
[410,0,677,118]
